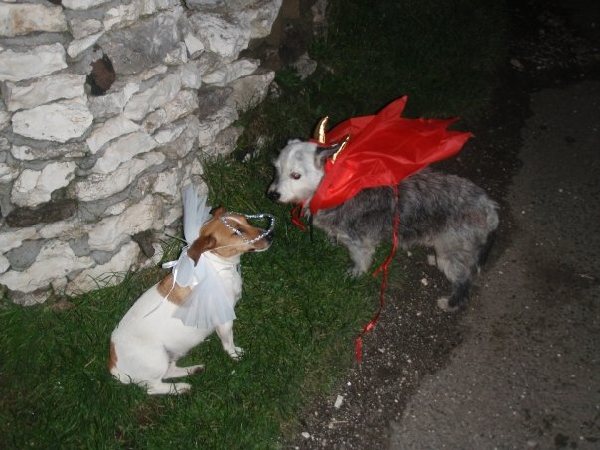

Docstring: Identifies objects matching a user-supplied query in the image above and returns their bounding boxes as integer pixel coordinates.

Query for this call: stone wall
[0,0,282,305]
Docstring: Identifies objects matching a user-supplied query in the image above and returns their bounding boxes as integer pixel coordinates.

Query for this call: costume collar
[202,250,241,270]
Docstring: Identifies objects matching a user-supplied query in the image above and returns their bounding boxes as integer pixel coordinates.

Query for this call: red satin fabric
[290,204,307,231]
[309,96,473,214]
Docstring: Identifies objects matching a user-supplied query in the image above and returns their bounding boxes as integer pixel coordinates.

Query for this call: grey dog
[268,139,499,311]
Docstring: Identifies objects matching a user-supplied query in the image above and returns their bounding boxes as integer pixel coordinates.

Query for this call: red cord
[355,190,400,363]
[289,192,401,364]
[290,204,307,231]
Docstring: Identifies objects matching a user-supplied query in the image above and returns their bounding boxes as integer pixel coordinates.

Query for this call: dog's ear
[210,206,226,218]
[187,235,217,264]
[315,143,341,169]
[315,135,350,168]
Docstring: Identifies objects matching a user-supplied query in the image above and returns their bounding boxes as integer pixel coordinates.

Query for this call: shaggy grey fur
[268,140,499,310]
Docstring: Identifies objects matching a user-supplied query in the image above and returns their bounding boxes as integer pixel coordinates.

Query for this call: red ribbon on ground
[355,190,400,363]
[288,190,401,363]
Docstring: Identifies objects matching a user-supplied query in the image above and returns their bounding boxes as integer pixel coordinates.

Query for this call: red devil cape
[308,97,473,214]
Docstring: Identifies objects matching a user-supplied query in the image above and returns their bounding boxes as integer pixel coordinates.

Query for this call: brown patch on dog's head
[194,208,272,259]
[187,235,217,264]
[108,341,118,372]
[210,206,226,217]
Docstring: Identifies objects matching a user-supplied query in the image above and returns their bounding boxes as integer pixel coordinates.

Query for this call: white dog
[108,188,274,395]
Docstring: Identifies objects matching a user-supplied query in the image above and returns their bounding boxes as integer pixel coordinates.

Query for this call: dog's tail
[478,230,496,268]
[108,340,122,379]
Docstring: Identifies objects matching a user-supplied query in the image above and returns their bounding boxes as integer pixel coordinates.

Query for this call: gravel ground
[287,1,600,449]
[389,76,600,450]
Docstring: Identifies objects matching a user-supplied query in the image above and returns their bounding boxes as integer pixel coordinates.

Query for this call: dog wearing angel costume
[108,186,274,395]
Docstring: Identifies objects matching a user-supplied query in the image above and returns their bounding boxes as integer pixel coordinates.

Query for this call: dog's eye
[290,172,301,180]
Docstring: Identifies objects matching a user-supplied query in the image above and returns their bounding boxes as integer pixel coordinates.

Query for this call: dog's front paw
[228,346,244,360]
[347,266,367,278]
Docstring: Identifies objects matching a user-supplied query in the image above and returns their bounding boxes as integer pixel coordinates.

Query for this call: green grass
[0,1,508,448]
[0,157,376,449]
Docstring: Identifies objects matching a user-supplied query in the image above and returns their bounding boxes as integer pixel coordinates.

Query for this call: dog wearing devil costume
[268,97,498,311]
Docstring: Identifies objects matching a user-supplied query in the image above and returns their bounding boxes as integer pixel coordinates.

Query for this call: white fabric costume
[162,186,239,329]
[160,186,274,329]
[171,251,241,328]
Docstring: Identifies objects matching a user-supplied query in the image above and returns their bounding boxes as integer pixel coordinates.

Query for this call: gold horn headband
[332,134,350,162]
[313,116,329,144]
[313,116,350,162]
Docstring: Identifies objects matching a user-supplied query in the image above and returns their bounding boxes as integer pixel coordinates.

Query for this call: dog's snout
[267,190,280,202]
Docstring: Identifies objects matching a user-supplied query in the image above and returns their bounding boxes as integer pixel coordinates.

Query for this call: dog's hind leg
[432,238,479,312]
[437,279,472,312]
[164,361,205,379]
[146,381,192,395]
[477,230,496,270]
[113,343,193,394]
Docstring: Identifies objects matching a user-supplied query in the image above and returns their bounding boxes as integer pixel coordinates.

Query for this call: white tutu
[171,255,236,329]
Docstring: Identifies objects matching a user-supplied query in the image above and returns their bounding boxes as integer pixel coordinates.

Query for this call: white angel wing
[182,185,212,244]
[172,250,196,287]
[160,185,211,293]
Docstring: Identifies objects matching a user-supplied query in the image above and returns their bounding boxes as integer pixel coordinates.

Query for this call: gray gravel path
[388,80,600,450]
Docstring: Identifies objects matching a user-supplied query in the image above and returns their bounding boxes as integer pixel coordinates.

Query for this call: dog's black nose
[267,190,280,202]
